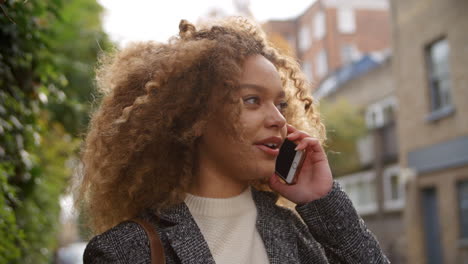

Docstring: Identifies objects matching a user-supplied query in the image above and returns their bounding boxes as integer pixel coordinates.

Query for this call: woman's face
[198,55,288,182]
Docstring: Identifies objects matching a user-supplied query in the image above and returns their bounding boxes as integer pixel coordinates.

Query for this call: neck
[188,155,248,198]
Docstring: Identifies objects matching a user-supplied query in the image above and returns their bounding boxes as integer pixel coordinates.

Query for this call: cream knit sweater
[184,187,270,264]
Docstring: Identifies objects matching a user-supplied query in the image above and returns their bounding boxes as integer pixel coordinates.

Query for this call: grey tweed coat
[84,182,389,263]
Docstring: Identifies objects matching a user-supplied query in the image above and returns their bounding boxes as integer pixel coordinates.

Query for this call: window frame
[337,170,378,215]
[337,8,356,34]
[365,96,397,129]
[383,165,405,211]
[425,37,455,121]
[298,25,311,52]
[314,11,326,40]
[316,49,328,78]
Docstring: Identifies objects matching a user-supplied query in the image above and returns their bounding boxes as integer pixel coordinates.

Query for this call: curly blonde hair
[78,17,326,234]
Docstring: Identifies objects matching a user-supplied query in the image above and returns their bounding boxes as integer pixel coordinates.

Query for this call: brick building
[390,0,468,263]
[263,0,391,90]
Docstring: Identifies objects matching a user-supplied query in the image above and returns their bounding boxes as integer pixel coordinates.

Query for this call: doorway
[421,187,444,264]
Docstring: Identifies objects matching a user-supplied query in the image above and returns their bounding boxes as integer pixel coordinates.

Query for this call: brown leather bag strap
[132,217,166,264]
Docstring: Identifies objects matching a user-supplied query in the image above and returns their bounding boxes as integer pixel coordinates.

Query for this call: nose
[264,104,286,129]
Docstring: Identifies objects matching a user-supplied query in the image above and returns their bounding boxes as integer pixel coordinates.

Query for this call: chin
[238,160,275,182]
[255,164,275,180]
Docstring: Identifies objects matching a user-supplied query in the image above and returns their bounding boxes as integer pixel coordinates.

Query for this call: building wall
[296,1,326,82]
[354,9,391,54]
[326,58,393,106]
[263,0,391,91]
[300,4,391,85]
[391,0,468,263]
[392,0,468,166]
[325,9,391,73]
[405,167,468,264]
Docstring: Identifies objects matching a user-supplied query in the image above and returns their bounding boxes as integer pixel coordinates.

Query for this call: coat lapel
[158,203,216,264]
[252,188,298,264]
[156,189,296,264]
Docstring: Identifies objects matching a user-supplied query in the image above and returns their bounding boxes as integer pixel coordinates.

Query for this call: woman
[80,17,389,263]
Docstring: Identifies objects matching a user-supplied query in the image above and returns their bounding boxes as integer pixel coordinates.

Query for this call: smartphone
[275,139,305,184]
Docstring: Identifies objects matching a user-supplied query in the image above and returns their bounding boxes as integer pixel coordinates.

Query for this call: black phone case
[275,139,299,183]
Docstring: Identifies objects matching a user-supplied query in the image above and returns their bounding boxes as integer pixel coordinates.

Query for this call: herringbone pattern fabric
[84,181,390,264]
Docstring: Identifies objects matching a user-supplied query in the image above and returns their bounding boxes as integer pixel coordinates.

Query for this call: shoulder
[83,220,151,264]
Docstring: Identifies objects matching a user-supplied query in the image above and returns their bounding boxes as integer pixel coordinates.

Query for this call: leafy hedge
[0,0,110,262]
[320,99,367,177]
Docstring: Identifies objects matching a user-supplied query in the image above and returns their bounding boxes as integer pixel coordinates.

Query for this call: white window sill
[384,200,405,212]
[426,105,455,122]
[356,204,378,216]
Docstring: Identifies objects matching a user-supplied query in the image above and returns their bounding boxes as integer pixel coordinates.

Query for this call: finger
[287,130,310,141]
[269,174,296,197]
[295,137,323,153]
[295,140,308,151]
[300,139,328,163]
[304,138,325,154]
[286,131,302,141]
[287,124,297,134]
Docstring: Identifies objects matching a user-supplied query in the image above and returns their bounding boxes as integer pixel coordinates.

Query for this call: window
[357,134,374,166]
[458,180,468,239]
[383,165,405,211]
[316,50,328,78]
[390,175,399,199]
[302,61,313,82]
[338,171,377,215]
[341,44,358,65]
[314,11,326,40]
[381,118,398,161]
[382,104,395,124]
[427,38,452,112]
[365,107,381,129]
[337,8,356,34]
[365,97,397,129]
[299,26,311,52]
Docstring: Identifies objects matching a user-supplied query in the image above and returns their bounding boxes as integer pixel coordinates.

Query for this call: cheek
[238,110,263,136]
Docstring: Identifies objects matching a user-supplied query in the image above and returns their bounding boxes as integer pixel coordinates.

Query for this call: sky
[98,0,316,46]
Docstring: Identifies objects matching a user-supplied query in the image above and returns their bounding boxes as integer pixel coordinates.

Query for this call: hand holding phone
[269,124,333,204]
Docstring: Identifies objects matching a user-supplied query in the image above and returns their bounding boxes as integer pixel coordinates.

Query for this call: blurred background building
[390,0,468,263]
[314,55,404,263]
[265,0,468,263]
[263,0,391,90]
[265,0,403,262]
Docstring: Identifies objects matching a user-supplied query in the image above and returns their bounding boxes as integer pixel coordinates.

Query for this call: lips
[254,136,283,157]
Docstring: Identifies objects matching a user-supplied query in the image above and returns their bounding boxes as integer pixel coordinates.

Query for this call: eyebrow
[238,83,286,98]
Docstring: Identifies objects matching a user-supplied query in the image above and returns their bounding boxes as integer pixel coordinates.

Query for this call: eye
[276,101,288,112]
[243,96,260,105]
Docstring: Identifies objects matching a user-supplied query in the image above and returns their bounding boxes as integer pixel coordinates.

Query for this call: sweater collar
[158,187,279,224]
[184,186,256,217]
[155,188,286,264]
